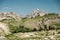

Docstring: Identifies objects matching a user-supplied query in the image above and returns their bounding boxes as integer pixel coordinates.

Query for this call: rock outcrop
[0,12,22,35]
[0,22,11,36]
[0,12,21,21]
[23,14,60,30]
[32,8,45,17]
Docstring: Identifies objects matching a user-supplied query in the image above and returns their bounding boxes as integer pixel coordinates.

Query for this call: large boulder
[23,19,42,30]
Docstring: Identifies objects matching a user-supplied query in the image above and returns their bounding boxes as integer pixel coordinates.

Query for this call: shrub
[9,25,19,33]
[19,26,32,32]
[9,25,33,33]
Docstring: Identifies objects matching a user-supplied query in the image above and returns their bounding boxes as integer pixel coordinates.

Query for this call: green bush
[9,25,33,33]
[18,26,32,32]
[9,25,19,33]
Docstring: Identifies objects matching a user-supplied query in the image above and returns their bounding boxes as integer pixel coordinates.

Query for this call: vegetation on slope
[5,13,60,33]
[0,13,60,33]
[0,13,60,40]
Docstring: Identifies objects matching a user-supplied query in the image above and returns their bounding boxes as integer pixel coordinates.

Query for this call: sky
[0,0,60,15]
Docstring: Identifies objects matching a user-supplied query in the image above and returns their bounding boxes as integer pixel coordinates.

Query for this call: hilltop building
[24,8,46,18]
[32,8,45,17]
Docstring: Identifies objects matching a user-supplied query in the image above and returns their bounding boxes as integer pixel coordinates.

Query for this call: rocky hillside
[0,9,60,40]
[0,10,60,35]
[23,13,60,30]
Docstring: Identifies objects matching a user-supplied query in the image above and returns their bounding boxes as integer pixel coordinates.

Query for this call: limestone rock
[0,22,11,36]
[23,19,42,30]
